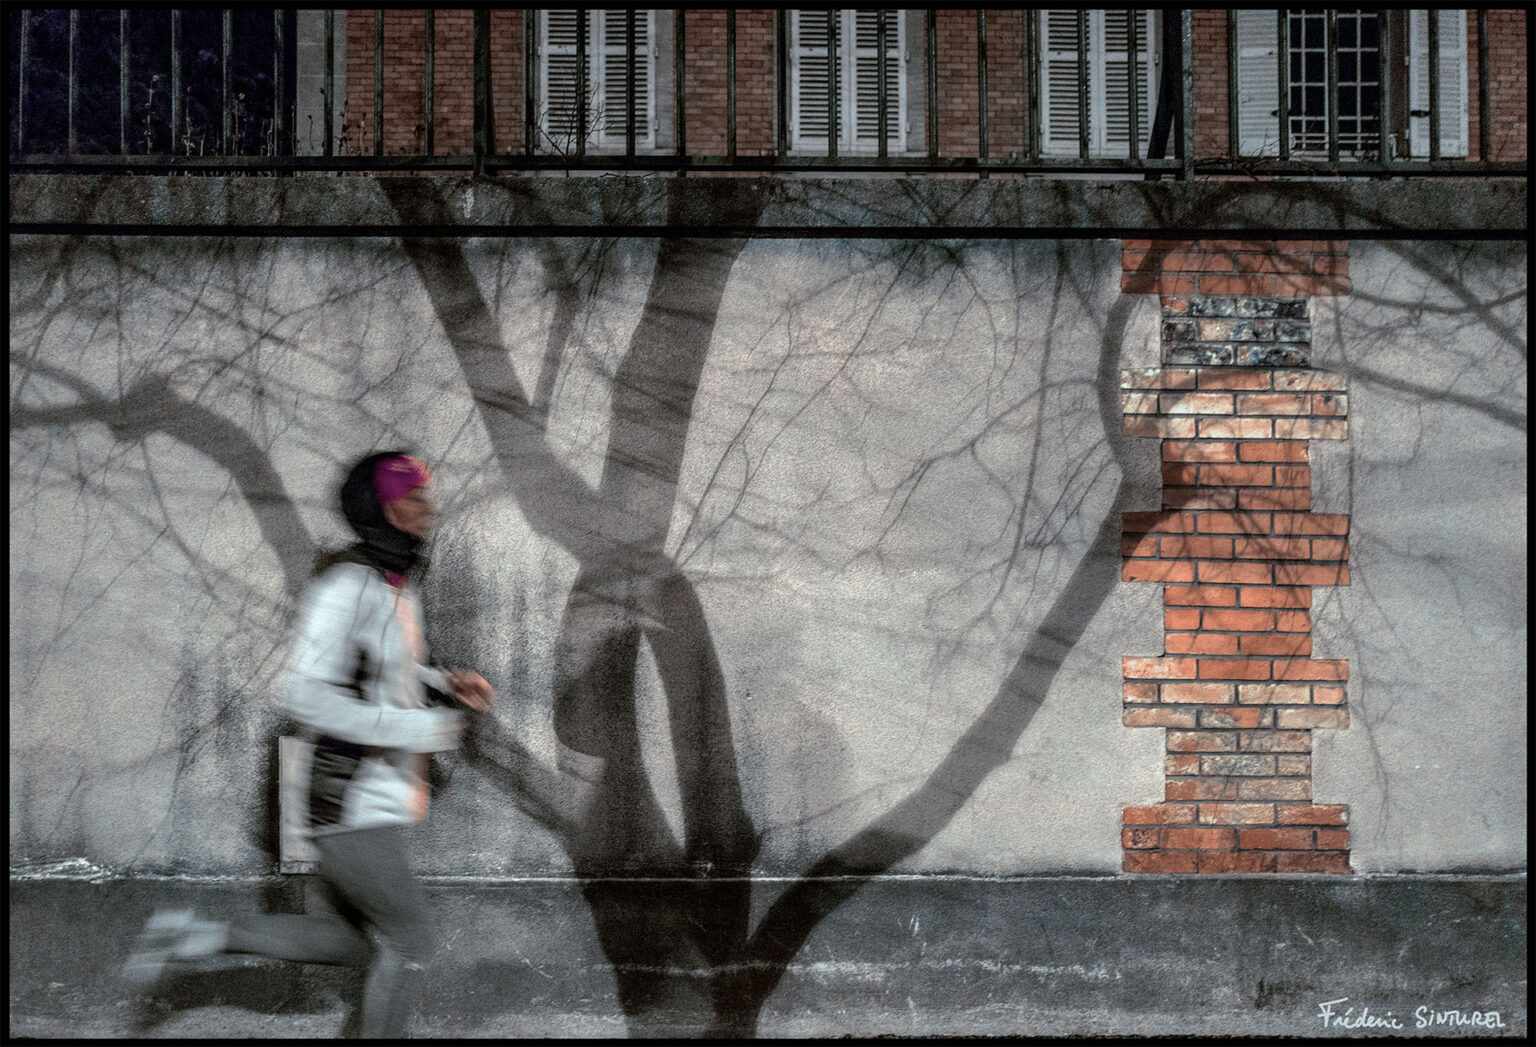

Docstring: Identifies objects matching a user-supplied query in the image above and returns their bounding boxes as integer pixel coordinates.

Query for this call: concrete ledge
[8,174,1527,237]
[9,872,1526,1038]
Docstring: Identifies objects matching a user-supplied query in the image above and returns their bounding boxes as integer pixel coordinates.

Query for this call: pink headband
[374,454,432,506]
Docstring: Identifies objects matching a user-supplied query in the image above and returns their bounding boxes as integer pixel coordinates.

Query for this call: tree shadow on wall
[383,182,1142,1038]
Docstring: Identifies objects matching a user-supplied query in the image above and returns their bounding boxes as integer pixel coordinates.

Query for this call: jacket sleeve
[283,568,463,752]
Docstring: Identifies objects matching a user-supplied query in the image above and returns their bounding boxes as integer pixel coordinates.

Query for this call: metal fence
[7,7,1525,178]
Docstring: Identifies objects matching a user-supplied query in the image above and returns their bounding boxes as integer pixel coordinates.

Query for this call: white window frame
[788,10,907,154]
[1038,10,1159,158]
[1235,9,1467,159]
[538,9,657,154]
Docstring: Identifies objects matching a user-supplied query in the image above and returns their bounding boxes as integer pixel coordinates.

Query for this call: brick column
[1118,239,1353,875]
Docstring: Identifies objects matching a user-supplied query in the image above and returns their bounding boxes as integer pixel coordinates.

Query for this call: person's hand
[446,670,495,712]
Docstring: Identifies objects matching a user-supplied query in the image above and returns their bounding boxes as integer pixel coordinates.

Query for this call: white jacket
[284,561,463,834]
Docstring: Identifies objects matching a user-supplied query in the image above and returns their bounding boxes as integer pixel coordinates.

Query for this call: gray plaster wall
[7,232,1525,878]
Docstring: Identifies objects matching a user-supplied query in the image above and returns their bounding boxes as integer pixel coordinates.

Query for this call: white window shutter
[1040,10,1089,155]
[1100,10,1156,156]
[1409,9,1468,158]
[790,11,835,148]
[1234,10,1281,157]
[600,10,653,145]
[541,10,586,145]
[851,10,902,147]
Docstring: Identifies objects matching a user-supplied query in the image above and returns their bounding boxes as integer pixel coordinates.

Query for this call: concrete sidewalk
[9,868,1526,1038]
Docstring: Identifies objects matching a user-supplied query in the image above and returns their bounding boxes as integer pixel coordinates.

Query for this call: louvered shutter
[790,11,837,148]
[1234,10,1282,156]
[1040,10,1089,155]
[851,11,903,148]
[1100,10,1156,156]
[600,10,653,147]
[541,10,586,148]
[1040,10,1156,156]
[1408,9,1467,157]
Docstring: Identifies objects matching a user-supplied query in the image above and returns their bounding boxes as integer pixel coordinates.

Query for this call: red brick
[1198,659,1272,681]
[1276,754,1312,776]
[1199,464,1275,487]
[1239,488,1312,511]
[1272,513,1348,536]
[1274,610,1311,633]
[1198,707,1265,729]
[1125,851,1200,873]
[1239,828,1315,850]
[1239,730,1313,753]
[1236,778,1312,801]
[1202,608,1276,631]
[1236,393,1311,416]
[1162,463,1201,486]
[1124,657,1199,680]
[1311,539,1350,561]
[1164,827,1236,850]
[1166,584,1239,607]
[1167,632,1240,655]
[1123,826,1161,849]
[1236,683,1313,705]
[1274,465,1312,488]
[1278,803,1349,826]
[1122,533,1160,558]
[1164,608,1203,631]
[1197,370,1273,391]
[1240,586,1311,608]
[1200,274,1277,296]
[1273,371,1348,392]
[1239,633,1312,657]
[1275,852,1352,873]
[1125,416,1199,439]
[1123,560,1198,583]
[1276,707,1349,729]
[1235,537,1314,560]
[1123,707,1200,728]
[1123,681,1159,703]
[1312,393,1349,416]
[1160,682,1238,704]
[1166,778,1241,801]
[1238,441,1309,463]
[1199,417,1273,439]
[1199,802,1275,825]
[1168,730,1238,753]
[1163,536,1236,560]
[1124,803,1199,825]
[1198,561,1273,584]
[1165,753,1202,775]
[1197,512,1271,534]
[1271,659,1349,682]
[1162,392,1236,415]
[1312,686,1347,706]
[1199,851,1276,873]
[1164,440,1236,462]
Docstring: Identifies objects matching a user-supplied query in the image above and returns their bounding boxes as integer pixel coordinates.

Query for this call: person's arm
[284,569,462,752]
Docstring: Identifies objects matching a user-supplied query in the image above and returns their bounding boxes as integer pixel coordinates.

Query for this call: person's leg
[316,824,435,1039]
[223,912,370,965]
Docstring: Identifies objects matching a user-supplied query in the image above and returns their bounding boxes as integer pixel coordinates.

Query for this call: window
[538,9,655,153]
[1038,10,1158,157]
[789,10,904,153]
[1235,9,1466,159]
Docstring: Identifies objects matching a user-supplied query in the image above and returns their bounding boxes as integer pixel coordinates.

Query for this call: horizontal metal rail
[7,6,1526,180]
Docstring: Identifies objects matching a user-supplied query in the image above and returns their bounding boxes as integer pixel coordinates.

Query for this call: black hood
[337,450,424,577]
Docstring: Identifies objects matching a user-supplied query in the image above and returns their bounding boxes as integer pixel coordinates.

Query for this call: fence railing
[7,7,1526,178]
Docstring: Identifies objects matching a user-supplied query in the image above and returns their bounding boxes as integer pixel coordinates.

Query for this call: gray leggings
[225,824,434,1038]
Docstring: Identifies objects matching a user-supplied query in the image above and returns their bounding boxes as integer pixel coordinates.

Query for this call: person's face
[383,483,436,539]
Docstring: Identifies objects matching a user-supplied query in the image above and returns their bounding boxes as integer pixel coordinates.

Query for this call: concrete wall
[7,231,1525,880]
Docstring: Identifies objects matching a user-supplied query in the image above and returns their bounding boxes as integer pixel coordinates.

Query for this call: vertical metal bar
[1226,11,1239,158]
[374,10,384,156]
[677,8,689,159]
[1025,8,1038,159]
[725,9,736,160]
[575,8,587,156]
[16,9,28,154]
[1326,9,1339,164]
[1427,9,1441,161]
[627,9,639,157]
[525,10,536,155]
[877,9,887,158]
[67,9,77,153]
[1129,10,1141,161]
[120,11,130,155]
[1076,10,1088,158]
[1477,8,1489,160]
[223,9,233,152]
[172,9,184,154]
[1179,9,1194,178]
[323,9,334,157]
[274,10,286,156]
[977,9,988,165]
[927,9,938,158]
[827,9,837,158]
[1378,11,1391,161]
[474,8,492,170]
[425,10,435,155]
[1276,9,1290,162]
